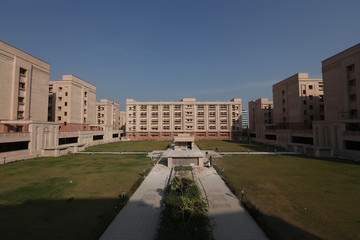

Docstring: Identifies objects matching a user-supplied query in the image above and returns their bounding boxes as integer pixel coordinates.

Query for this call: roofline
[0,40,50,65]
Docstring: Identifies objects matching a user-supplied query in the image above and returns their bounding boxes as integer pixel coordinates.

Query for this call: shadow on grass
[0,195,323,240]
[0,198,125,240]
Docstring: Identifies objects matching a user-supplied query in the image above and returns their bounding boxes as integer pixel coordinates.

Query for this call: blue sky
[1,0,360,109]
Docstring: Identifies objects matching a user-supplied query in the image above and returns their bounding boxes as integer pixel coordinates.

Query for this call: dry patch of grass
[216,155,360,240]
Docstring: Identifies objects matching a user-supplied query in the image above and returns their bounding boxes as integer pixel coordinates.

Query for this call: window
[302,90,306,94]
[18,97,24,104]
[175,126,181,130]
[282,99,286,104]
[346,64,355,72]
[282,90,285,96]
[19,82,25,90]
[304,110,307,115]
[349,79,356,87]
[65,92,68,96]
[197,105,204,110]
[350,94,357,101]
[163,126,170,130]
[303,100,307,105]
[59,87,62,91]
[320,105,324,111]
[197,126,204,130]
[58,116,61,121]
[308,85,313,90]
[309,105,313,110]
[64,112,67,116]
[309,95,313,100]
[19,68,27,76]
[350,109,358,118]
[209,126,216,129]
[49,87,53,92]
[17,111,24,119]
[84,91,88,97]
[65,102,68,106]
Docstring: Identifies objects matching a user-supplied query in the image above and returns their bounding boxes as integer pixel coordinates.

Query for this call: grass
[85,140,172,152]
[196,140,285,152]
[0,154,150,240]
[215,154,360,240]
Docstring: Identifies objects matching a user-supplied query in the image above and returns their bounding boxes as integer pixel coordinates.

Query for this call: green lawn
[85,140,172,152]
[215,155,360,240]
[0,154,150,240]
[196,140,284,152]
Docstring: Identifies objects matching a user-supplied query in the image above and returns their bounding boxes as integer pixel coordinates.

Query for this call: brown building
[314,43,360,159]
[48,75,97,131]
[272,73,324,129]
[126,98,242,140]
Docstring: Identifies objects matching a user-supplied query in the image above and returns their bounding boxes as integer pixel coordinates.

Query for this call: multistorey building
[314,43,360,159]
[248,98,273,130]
[273,73,324,129]
[241,109,248,128]
[126,98,242,140]
[96,99,120,130]
[0,41,51,131]
[0,41,58,158]
[48,75,97,131]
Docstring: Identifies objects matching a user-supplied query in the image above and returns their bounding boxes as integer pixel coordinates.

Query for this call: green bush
[156,177,213,240]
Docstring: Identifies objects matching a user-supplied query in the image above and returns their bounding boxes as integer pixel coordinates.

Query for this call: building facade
[48,75,97,131]
[248,98,273,131]
[126,98,242,140]
[0,41,51,131]
[272,73,324,129]
[96,99,120,130]
[314,43,360,159]
[241,109,248,129]
[0,41,59,159]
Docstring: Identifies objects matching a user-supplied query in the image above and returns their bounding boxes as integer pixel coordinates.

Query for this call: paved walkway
[100,164,171,240]
[195,167,268,240]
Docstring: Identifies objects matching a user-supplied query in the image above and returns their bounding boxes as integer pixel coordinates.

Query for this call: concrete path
[195,167,268,240]
[100,164,171,240]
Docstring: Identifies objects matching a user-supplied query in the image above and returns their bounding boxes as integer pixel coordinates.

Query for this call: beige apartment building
[0,41,51,131]
[48,75,97,131]
[248,98,273,130]
[126,98,242,140]
[273,73,324,128]
[119,111,126,131]
[96,99,120,130]
[0,41,59,159]
[313,43,360,159]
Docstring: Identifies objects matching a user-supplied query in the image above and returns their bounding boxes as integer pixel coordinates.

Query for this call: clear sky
[1,0,360,110]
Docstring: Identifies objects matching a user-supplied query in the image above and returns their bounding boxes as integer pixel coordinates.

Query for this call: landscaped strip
[84,140,172,152]
[214,154,360,240]
[0,154,151,240]
[156,167,213,240]
[196,140,285,152]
